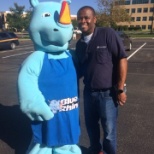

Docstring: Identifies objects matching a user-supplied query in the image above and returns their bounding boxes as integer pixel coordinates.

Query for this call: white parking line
[2,51,33,59]
[0,50,12,53]
[0,46,33,54]
[127,43,146,60]
[0,43,33,54]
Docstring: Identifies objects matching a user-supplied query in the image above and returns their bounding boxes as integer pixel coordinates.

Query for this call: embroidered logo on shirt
[48,96,78,113]
[97,46,106,49]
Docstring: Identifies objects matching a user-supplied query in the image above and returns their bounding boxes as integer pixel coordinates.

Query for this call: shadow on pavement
[0,104,32,154]
[0,103,89,154]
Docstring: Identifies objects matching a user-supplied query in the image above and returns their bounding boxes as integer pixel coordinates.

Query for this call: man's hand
[117,92,127,106]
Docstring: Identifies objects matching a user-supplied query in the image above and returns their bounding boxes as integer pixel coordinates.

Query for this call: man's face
[77,8,96,36]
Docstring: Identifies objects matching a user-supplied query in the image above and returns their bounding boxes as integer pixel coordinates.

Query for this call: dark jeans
[83,87,118,154]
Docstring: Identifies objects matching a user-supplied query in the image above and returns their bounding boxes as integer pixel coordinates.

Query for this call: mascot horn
[18,0,81,153]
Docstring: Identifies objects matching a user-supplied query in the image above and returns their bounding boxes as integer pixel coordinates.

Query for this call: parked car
[116,31,132,51]
[0,32,19,50]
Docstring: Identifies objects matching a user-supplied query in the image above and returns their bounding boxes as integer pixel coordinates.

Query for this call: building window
[137,8,142,13]
[132,0,136,4]
[136,17,141,21]
[131,8,136,13]
[148,25,152,29]
[142,0,149,3]
[125,0,130,5]
[142,25,146,29]
[143,8,148,13]
[142,17,147,21]
[149,16,153,21]
[150,7,154,12]
[131,17,135,21]
[136,25,141,29]
[116,0,125,5]
[126,9,130,13]
[132,0,149,4]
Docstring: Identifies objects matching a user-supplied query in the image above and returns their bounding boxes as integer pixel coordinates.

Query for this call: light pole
[151,3,154,34]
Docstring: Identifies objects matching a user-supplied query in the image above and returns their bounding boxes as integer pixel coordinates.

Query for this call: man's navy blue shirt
[75,27,127,89]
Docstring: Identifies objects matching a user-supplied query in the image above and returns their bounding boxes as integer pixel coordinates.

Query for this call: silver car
[116,31,132,51]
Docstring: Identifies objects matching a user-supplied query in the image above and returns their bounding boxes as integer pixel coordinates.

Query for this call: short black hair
[77,6,96,16]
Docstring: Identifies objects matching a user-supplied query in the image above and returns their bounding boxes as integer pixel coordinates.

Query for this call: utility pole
[151,3,154,34]
[0,13,2,30]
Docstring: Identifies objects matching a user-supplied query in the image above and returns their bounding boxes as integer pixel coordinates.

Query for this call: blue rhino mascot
[18,0,81,154]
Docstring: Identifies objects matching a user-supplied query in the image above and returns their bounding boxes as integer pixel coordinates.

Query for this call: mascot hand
[21,102,54,121]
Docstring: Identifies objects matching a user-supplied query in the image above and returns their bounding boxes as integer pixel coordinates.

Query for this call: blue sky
[0,0,98,15]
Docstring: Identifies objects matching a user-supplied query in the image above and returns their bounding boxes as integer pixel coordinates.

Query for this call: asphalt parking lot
[0,38,154,154]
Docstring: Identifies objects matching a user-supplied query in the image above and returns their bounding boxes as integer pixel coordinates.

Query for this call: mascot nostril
[18,0,81,154]
[53,28,59,31]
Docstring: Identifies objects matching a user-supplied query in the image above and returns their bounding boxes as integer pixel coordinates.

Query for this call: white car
[73,28,82,34]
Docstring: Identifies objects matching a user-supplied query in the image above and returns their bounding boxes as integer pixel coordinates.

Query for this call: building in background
[71,15,77,20]
[116,0,154,31]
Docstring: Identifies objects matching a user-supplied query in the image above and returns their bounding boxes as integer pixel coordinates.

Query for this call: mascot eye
[42,13,51,17]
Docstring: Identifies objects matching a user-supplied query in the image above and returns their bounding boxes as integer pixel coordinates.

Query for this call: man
[75,6,127,154]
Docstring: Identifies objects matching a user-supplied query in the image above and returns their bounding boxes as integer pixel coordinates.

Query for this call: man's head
[77,6,96,36]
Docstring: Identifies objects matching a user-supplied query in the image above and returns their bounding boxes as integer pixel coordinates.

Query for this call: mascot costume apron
[18,0,81,153]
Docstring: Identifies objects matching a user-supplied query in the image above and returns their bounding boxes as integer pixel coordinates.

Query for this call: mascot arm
[18,51,54,121]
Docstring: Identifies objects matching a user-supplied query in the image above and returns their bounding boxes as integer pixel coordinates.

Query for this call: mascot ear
[59,0,71,24]
[29,0,39,7]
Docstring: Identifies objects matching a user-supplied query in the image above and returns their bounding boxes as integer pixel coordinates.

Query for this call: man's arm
[117,58,128,106]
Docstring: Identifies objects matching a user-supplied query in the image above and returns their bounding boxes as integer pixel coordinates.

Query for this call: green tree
[6,3,31,32]
[23,10,32,31]
[72,19,78,29]
[96,0,131,28]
